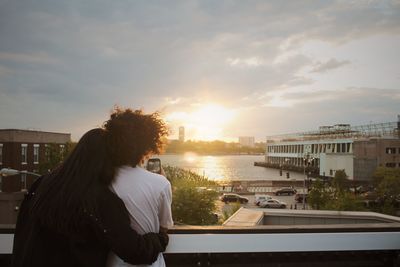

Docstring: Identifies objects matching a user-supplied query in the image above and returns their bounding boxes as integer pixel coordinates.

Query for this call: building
[179,126,185,142]
[0,129,71,192]
[239,136,255,148]
[265,120,400,181]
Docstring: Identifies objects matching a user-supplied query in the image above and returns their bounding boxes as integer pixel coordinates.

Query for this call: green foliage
[372,167,400,216]
[308,177,365,212]
[373,167,400,187]
[164,166,219,225]
[325,191,366,211]
[373,167,400,197]
[38,142,75,175]
[332,169,348,194]
[308,179,330,210]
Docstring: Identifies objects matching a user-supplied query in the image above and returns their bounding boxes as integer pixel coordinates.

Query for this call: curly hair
[103,107,168,168]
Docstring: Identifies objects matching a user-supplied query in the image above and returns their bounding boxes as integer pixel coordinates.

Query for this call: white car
[254,194,273,206]
[259,199,287,209]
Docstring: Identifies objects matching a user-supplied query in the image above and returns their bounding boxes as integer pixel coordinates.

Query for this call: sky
[0,0,399,142]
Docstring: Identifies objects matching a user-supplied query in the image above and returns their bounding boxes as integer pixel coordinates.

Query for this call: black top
[12,178,168,267]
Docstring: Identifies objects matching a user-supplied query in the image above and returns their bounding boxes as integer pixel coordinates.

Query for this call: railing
[1,224,400,266]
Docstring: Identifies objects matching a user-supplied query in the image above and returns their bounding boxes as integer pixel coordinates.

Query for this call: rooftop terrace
[1,209,400,266]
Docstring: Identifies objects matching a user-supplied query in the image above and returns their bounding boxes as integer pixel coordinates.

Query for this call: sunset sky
[0,1,399,141]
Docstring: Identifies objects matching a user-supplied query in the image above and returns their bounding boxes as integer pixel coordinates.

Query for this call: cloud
[0,0,398,139]
[310,58,351,73]
[0,52,58,65]
[227,57,264,67]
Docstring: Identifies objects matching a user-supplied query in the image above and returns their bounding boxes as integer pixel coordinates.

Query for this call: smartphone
[146,158,162,174]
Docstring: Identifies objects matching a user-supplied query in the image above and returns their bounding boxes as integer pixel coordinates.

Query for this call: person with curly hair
[104,108,173,267]
[12,128,168,267]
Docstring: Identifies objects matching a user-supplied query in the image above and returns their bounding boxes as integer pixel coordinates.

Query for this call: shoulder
[120,166,170,184]
[145,171,171,190]
[95,185,125,207]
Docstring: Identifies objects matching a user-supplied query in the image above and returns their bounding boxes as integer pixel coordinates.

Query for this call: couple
[12,108,173,267]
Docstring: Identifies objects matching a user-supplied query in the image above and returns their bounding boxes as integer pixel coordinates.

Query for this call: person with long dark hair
[12,128,168,267]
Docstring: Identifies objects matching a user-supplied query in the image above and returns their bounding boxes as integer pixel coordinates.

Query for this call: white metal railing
[2,226,400,255]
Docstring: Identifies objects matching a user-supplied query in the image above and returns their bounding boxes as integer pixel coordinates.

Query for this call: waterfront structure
[0,129,71,192]
[179,126,185,142]
[239,136,255,148]
[265,120,400,181]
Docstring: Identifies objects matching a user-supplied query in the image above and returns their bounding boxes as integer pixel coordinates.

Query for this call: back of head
[103,107,168,168]
[32,128,113,233]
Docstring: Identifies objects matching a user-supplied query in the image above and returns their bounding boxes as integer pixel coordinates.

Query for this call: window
[386,162,396,168]
[337,143,341,153]
[386,147,396,154]
[33,144,39,164]
[60,144,65,160]
[0,143,3,164]
[21,144,27,164]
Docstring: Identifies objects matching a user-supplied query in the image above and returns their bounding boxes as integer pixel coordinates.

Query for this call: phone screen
[147,158,161,174]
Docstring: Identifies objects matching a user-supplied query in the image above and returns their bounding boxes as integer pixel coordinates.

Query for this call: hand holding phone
[146,158,162,174]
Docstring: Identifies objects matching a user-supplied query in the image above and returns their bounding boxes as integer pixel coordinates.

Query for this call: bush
[164,166,219,225]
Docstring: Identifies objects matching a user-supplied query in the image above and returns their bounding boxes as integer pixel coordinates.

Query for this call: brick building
[0,129,71,192]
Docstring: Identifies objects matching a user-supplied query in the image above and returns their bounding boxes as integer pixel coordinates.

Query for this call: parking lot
[216,192,309,217]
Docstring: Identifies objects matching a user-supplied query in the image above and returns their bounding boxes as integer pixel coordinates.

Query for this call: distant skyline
[0,1,399,141]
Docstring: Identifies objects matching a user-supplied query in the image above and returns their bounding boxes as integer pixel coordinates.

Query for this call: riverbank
[162,152,265,156]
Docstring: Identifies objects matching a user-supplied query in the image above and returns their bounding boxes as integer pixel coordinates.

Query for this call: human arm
[93,188,167,265]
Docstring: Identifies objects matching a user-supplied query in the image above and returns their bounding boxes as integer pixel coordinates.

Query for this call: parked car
[295,193,308,203]
[259,199,287,209]
[254,194,273,206]
[275,187,297,196]
[220,193,249,204]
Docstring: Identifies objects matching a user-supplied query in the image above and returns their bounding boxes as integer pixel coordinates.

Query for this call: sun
[166,104,236,141]
[190,104,235,140]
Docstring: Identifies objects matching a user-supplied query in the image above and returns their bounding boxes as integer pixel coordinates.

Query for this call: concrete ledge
[223,207,264,226]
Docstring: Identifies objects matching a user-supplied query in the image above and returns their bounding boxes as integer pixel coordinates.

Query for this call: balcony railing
[1,223,400,266]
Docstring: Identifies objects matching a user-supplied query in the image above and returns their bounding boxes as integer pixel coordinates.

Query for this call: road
[216,193,309,218]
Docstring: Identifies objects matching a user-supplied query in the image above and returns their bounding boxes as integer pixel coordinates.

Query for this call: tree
[38,142,75,175]
[164,166,219,225]
[332,169,348,194]
[308,175,365,212]
[172,187,218,225]
[308,179,330,210]
[372,167,400,215]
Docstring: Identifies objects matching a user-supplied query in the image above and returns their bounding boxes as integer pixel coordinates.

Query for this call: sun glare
[189,104,235,141]
[166,104,236,141]
[183,152,197,163]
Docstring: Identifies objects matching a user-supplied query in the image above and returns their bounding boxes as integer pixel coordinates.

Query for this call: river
[158,154,305,182]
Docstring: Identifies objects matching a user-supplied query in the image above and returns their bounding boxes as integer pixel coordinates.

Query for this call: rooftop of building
[0,129,71,143]
[267,121,399,143]
[223,207,400,227]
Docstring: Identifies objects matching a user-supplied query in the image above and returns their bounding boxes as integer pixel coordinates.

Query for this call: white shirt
[107,166,173,267]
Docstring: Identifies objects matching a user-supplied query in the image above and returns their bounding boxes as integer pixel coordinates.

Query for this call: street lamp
[302,154,315,209]
[0,168,41,192]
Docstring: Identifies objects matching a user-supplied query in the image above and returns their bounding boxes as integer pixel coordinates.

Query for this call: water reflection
[159,154,305,182]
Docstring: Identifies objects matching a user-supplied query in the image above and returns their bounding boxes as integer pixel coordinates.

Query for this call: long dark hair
[31,128,114,233]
